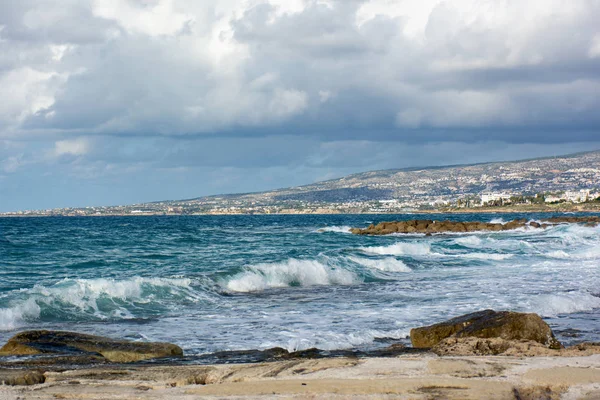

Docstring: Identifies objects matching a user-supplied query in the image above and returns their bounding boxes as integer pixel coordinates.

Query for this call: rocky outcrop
[432,337,600,357]
[0,330,183,363]
[410,310,562,350]
[351,216,600,235]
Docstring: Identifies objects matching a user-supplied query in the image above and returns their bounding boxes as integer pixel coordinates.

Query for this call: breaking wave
[531,292,600,317]
[283,328,410,352]
[316,226,352,234]
[360,242,432,257]
[0,277,207,331]
[225,259,360,293]
[348,256,411,272]
[458,253,514,260]
[453,236,483,247]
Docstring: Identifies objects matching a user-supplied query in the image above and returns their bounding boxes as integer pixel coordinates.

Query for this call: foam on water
[530,292,600,317]
[360,242,432,256]
[316,226,352,234]
[348,256,412,272]
[458,253,514,260]
[280,328,410,352]
[2,214,600,354]
[453,236,483,247]
[0,298,41,331]
[225,259,360,293]
[0,277,204,331]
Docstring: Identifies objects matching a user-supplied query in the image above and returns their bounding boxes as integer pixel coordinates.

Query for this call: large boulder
[0,330,183,363]
[410,310,562,350]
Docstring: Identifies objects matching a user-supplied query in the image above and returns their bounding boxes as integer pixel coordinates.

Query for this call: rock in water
[410,310,562,350]
[0,330,183,363]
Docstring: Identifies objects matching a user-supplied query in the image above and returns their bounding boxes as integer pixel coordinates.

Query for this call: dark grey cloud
[2,0,600,211]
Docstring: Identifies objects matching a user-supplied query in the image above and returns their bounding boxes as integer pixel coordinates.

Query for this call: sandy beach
[1,352,599,399]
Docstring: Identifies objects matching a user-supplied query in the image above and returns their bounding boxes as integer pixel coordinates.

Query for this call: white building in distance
[481,192,512,204]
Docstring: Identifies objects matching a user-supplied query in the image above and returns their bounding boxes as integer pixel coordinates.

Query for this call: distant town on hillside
[3,150,600,216]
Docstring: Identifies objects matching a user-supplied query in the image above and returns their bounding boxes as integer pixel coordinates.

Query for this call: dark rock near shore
[410,310,562,350]
[352,216,600,235]
[0,330,183,363]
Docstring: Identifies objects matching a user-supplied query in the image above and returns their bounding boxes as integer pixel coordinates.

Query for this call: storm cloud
[1,0,600,211]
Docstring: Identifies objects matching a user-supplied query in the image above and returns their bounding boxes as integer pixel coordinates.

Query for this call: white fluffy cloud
[0,0,598,140]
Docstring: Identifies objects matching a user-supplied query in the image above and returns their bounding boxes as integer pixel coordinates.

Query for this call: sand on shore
[2,353,600,399]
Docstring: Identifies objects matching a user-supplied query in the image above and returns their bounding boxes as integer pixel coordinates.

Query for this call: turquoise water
[1,214,599,355]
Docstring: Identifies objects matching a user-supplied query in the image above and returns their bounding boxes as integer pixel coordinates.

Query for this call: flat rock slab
[0,330,183,363]
[0,369,45,386]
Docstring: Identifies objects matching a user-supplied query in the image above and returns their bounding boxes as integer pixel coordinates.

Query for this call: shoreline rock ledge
[0,330,183,363]
[351,216,600,235]
[410,310,563,354]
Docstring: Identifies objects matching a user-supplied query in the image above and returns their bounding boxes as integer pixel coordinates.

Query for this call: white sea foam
[225,259,360,293]
[489,218,506,224]
[546,250,571,259]
[280,328,410,352]
[348,256,411,272]
[0,298,41,331]
[316,226,352,234]
[453,236,483,247]
[360,242,432,257]
[0,277,201,330]
[531,292,600,317]
[459,253,514,260]
[546,247,600,260]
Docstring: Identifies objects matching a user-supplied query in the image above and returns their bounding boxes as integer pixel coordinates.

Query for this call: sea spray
[1,213,600,353]
[225,258,360,292]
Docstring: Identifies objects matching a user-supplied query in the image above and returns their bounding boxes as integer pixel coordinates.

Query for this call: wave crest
[316,226,352,234]
[348,256,411,272]
[225,259,360,293]
[360,242,432,256]
[0,277,205,331]
[531,292,600,317]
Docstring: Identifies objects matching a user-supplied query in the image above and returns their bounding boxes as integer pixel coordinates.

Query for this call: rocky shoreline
[351,216,600,235]
[2,310,600,400]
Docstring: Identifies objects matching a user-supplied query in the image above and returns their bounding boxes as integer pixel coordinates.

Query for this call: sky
[1,0,600,212]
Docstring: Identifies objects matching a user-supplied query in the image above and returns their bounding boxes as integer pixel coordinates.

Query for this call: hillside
[5,150,600,216]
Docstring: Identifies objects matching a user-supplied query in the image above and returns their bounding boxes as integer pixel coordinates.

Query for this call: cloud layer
[1,0,600,210]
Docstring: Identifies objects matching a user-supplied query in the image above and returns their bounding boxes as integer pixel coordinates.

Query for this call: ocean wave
[316,226,352,234]
[545,247,600,260]
[282,328,410,352]
[348,256,411,272]
[458,253,514,260]
[453,236,483,247]
[530,292,600,317]
[360,242,433,257]
[225,259,360,293]
[0,298,41,331]
[0,277,206,331]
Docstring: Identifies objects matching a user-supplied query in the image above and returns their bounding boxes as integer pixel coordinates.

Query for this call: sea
[1,213,599,359]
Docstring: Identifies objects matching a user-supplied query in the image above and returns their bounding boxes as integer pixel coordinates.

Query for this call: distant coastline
[2,202,600,217]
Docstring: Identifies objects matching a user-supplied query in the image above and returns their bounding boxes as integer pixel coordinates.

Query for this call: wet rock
[351,216,600,235]
[0,331,183,363]
[410,310,562,350]
[0,369,45,386]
